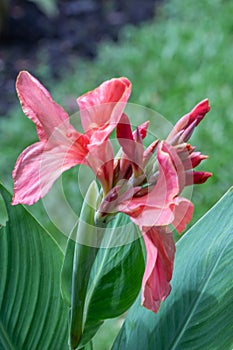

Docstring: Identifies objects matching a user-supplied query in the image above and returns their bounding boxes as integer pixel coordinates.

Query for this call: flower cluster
[12,71,212,313]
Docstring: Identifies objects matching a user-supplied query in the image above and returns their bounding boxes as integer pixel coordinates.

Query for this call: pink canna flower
[12,71,131,205]
[12,72,212,315]
[97,99,212,312]
[98,140,194,313]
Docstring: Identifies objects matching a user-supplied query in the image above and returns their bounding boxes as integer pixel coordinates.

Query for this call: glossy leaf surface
[0,185,68,350]
[113,188,233,350]
[79,214,145,347]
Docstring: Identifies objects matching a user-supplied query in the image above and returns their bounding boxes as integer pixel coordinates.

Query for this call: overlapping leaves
[113,188,233,350]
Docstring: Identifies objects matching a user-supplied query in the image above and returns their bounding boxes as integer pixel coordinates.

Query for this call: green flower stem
[69,182,103,349]
[70,244,98,349]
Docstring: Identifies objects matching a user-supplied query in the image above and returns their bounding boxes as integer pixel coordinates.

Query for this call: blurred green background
[0,0,233,348]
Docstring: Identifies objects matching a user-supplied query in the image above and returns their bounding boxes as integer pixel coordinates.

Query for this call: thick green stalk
[69,182,103,349]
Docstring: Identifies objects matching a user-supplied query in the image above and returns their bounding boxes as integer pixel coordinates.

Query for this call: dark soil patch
[0,0,160,116]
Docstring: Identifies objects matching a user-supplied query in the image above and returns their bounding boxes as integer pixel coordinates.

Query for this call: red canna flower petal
[12,130,89,205]
[133,120,150,140]
[116,113,134,142]
[117,113,145,177]
[171,197,194,233]
[167,99,210,144]
[141,226,175,313]
[182,152,208,170]
[186,171,213,185]
[13,72,90,205]
[77,77,132,144]
[16,71,71,141]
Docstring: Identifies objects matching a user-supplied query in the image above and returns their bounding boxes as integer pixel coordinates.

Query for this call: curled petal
[141,226,175,313]
[77,77,132,144]
[127,206,176,229]
[171,197,194,233]
[12,131,88,205]
[16,71,69,141]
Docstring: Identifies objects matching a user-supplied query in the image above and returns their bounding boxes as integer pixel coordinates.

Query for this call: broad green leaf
[113,187,233,350]
[78,214,145,348]
[0,192,8,227]
[0,184,69,350]
[84,340,93,350]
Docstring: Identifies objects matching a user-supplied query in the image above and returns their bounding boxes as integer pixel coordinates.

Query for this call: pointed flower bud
[167,99,210,144]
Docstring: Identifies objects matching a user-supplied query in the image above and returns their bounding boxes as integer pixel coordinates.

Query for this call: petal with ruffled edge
[16,71,70,141]
[141,226,175,313]
[12,130,88,205]
[77,78,132,144]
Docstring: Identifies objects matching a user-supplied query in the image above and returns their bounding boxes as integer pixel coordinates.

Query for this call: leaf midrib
[169,226,232,350]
